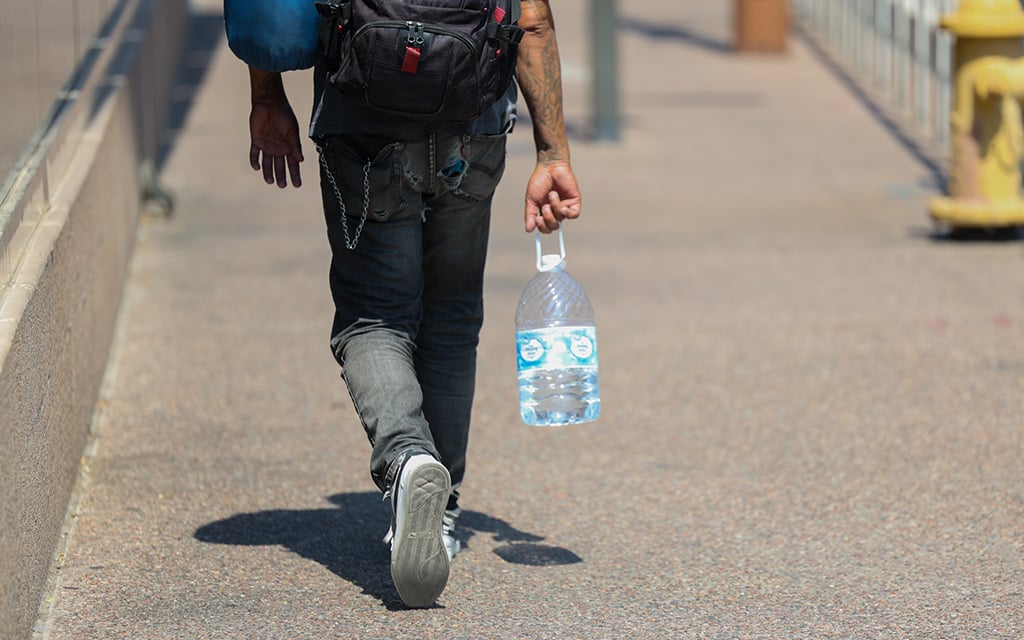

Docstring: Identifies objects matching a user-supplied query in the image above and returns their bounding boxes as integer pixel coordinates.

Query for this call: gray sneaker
[387,505,462,561]
[387,454,451,608]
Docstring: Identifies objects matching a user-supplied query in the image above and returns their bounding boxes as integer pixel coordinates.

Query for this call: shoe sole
[391,459,451,608]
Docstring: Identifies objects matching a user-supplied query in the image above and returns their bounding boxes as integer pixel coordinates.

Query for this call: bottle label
[516,326,598,372]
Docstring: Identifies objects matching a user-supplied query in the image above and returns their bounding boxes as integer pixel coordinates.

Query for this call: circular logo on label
[520,338,545,362]
[570,335,594,359]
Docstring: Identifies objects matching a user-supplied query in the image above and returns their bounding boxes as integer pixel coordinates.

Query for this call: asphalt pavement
[35,0,1024,638]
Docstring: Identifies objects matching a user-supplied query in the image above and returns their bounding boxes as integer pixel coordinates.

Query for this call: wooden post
[735,0,789,53]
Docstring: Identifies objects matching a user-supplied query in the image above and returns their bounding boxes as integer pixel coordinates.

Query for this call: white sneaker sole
[391,456,451,608]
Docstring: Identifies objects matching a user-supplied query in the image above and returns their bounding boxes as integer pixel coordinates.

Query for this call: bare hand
[249,99,304,188]
[524,161,582,233]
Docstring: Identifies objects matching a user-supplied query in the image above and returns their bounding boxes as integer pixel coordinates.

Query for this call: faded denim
[316,132,507,495]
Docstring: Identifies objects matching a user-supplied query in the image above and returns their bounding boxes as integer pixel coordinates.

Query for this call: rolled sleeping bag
[224,0,320,72]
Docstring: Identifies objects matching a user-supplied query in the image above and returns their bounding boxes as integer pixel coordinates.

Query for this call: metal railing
[791,0,959,152]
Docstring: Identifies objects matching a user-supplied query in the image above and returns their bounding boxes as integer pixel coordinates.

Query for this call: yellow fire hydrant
[930,0,1024,229]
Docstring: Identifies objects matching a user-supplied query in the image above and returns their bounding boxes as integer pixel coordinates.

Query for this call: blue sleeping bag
[224,0,320,72]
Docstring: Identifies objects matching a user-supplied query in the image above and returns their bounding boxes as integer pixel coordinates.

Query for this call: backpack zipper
[352,20,480,54]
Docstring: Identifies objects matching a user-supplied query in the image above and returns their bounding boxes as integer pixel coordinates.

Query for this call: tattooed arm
[248,67,304,188]
[517,0,582,233]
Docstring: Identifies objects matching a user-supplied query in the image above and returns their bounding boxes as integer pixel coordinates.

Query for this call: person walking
[244,0,582,608]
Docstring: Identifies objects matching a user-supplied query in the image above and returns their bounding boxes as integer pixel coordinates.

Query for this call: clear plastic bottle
[515,230,600,426]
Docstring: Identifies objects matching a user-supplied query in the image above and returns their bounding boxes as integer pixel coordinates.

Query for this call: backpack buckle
[504,25,524,45]
[487,22,524,45]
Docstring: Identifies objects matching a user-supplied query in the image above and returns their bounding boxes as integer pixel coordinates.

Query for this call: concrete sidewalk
[37,0,1024,638]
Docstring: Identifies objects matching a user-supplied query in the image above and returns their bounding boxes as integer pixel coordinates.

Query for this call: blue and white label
[516,326,598,373]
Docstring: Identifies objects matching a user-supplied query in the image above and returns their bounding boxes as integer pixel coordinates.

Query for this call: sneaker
[388,454,451,608]
[386,506,462,561]
[442,508,461,560]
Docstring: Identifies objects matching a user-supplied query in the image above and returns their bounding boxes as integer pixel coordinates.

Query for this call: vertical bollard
[591,0,619,142]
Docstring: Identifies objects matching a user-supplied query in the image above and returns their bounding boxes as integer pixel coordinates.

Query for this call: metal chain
[317,143,371,250]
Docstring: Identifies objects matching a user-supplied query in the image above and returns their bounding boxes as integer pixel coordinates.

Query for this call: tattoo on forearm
[518,1,569,163]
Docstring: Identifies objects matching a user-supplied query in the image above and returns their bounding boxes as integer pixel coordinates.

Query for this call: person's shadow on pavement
[194,492,582,610]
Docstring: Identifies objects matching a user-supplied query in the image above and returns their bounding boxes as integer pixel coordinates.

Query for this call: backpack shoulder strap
[509,0,521,23]
[487,0,524,44]
[315,1,351,25]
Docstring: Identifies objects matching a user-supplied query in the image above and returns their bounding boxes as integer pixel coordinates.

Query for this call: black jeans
[316,131,507,494]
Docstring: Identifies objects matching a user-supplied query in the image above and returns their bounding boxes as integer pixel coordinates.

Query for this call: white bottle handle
[535,228,566,272]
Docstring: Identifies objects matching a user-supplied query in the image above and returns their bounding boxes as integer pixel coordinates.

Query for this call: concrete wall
[0,0,121,194]
[0,1,187,638]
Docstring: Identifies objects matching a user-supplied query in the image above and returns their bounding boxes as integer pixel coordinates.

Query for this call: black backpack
[316,0,523,122]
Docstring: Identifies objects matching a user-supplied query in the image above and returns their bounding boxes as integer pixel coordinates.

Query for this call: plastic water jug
[515,230,600,426]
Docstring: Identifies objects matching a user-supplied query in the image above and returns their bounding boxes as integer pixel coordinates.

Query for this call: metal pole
[591,0,619,142]
[875,0,892,92]
[914,0,930,129]
[894,2,910,109]
[934,0,954,149]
